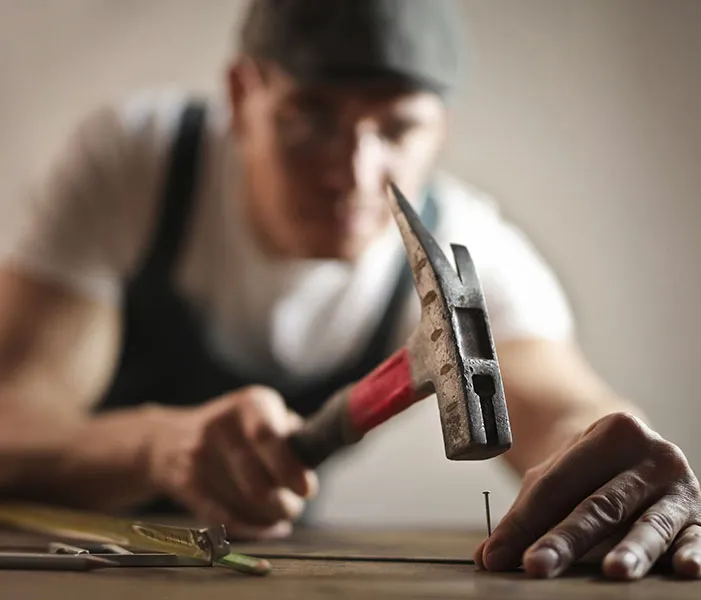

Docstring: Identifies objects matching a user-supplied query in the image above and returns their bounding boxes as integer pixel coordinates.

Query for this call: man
[0,0,698,581]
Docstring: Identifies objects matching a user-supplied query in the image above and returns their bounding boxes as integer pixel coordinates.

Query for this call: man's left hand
[475,412,701,580]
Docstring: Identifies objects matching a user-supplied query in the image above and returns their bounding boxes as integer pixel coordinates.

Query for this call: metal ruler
[0,502,270,575]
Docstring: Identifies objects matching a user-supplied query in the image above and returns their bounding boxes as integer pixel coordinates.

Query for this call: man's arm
[495,337,645,474]
[0,266,164,508]
[0,267,316,537]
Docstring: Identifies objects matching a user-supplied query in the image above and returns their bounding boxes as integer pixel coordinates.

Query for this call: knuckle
[639,511,678,544]
[605,412,649,446]
[245,385,285,409]
[654,442,691,477]
[551,527,586,559]
[235,386,288,440]
[225,387,272,419]
[584,489,629,525]
[231,389,256,412]
[504,513,537,545]
[250,422,279,445]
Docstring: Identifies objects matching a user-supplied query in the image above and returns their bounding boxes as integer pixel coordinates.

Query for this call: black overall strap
[138,100,207,280]
[98,100,208,412]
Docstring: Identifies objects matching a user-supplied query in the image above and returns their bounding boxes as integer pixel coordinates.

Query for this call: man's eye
[381,119,414,142]
[284,104,337,134]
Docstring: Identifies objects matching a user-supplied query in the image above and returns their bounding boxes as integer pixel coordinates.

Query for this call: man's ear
[227,57,265,135]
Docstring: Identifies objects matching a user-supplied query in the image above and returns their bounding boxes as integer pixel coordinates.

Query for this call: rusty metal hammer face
[288,183,512,468]
[387,182,512,460]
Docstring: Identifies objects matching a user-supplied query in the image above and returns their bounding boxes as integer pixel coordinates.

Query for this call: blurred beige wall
[1,1,700,527]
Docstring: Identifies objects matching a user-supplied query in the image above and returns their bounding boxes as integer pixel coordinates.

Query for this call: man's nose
[321,126,386,195]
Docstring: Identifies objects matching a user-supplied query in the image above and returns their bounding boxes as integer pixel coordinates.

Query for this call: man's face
[229,60,447,261]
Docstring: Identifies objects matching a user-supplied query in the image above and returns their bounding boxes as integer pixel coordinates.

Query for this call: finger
[215,434,277,508]
[522,468,655,578]
[250,399,319,498]
[474,538,487,570]
[198,459,300,532]
[603,496,688,580]
[483,413,651,571]
[207,437,301,524]
[256,433,319,499]
[672,524,701,578]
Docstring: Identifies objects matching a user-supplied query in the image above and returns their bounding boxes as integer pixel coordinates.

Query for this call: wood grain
[1,526,699,599]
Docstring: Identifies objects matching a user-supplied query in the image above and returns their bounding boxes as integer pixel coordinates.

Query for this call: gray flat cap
[240,0,463,96]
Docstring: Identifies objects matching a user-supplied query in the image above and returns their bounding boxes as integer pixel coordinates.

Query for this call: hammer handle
[289,348,420,468]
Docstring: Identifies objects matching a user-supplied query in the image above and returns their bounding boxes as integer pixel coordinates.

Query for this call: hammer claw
[451,243,478,291]
[388,183,512,461]
[388,182,463,297]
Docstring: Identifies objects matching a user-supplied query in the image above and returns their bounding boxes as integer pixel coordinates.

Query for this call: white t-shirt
[0,89,574,388]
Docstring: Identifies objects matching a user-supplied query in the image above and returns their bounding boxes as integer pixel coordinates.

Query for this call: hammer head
[388,183,512,460]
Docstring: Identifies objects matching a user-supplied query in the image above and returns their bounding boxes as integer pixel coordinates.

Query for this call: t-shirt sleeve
[392,177,576,348]
[0,92,180,302]
[468,209,576,344]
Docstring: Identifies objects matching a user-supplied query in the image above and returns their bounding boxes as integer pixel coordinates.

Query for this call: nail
[525,547,561,578]
[483,491,492,537]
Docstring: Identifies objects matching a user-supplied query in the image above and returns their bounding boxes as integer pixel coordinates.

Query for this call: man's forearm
[506,394,646,475]
[497,339,649,475]
[0,404,167,510]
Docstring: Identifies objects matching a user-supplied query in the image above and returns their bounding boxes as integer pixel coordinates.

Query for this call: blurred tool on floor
[0,502,270,575]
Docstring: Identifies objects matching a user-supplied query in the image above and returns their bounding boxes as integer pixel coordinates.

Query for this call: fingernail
[484,546,516,571]
[677,551,701,578]
[525,547,561,578]
[620,551,641,577]
[605,550,641,580]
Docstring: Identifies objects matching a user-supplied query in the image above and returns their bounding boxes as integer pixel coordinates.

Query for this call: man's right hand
[0,269,316,538]
[147,385,318,540]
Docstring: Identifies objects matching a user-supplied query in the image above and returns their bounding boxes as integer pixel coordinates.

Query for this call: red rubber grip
[348,348,418,434]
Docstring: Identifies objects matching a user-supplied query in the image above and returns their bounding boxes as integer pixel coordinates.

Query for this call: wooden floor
[1,527,699,599]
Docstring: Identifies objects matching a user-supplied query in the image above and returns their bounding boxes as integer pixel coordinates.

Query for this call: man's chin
[296,230,374,262]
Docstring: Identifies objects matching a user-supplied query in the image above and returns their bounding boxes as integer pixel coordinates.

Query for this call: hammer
[289,183,512,467]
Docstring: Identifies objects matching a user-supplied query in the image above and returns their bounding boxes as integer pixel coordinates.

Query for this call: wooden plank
[1,527,699,599]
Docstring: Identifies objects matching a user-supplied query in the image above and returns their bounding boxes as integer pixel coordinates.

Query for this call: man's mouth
[325,205,380,235]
